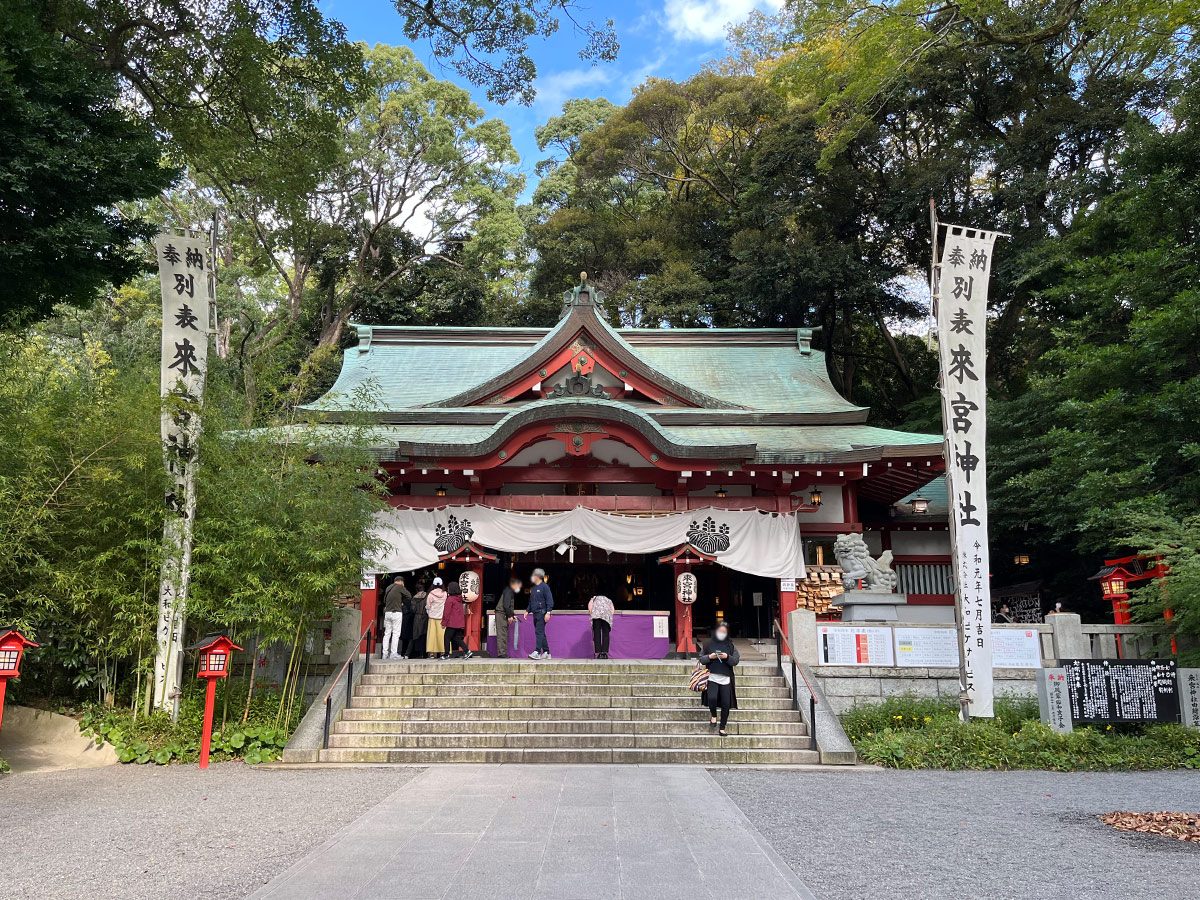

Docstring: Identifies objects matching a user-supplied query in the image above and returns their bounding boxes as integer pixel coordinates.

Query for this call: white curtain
[369,505,806,580]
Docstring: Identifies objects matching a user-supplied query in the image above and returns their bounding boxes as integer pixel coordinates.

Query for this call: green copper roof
[308,322,865,417]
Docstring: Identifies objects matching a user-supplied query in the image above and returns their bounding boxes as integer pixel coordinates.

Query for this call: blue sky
[320,0,782,198]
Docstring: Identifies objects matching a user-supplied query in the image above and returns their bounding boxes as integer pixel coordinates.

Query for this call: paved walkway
[250,765,816,900]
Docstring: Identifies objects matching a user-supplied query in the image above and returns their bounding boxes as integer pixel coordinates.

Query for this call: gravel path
[713,768,1200,900]
[0,762,421,900]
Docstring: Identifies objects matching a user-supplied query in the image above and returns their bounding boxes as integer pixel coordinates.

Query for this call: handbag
[689,660,709,692]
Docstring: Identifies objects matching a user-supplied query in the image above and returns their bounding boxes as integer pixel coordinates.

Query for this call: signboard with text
[818,625,895,666]
[937,223,1001,717]
[1063,659,1179,724]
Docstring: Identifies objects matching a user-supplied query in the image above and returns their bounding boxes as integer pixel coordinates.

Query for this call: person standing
[495,575,521,659]
[524,568,554,660]
[698,621,739,737]
[441,581,470,659]
[588,594,614,659]
[381,576,410,659]
[402,581,427,658]
[425,577,447,658]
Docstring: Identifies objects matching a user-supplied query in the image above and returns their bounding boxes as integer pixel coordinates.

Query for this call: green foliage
[76,678,294,766]
[56,0,367,214]
[0,754,9,774]
[0,0,173,325]
[393,0,618,104]
[1124,512,1200,665]
[843,696,1200,770]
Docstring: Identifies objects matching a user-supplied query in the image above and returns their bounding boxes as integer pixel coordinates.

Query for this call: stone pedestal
[833,590,907,622]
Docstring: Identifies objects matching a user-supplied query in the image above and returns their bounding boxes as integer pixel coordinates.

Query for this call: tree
[393,0,618,104]
[991,89,1200,555]
[55,0,367,211]
[0,0,173,325]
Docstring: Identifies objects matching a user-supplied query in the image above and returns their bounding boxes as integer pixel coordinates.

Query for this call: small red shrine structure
[0,626,38,735]
[1089,555,1165,624]
[306,276,950,651]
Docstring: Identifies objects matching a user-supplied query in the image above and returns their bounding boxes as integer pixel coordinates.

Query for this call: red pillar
[360,575,378,653]
[198,677,217,769]
[779,578,798,639]
[467,562,485,652]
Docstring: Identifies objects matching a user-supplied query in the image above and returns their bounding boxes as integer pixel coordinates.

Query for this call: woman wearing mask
[425,577,447,659]
[587,594,614,659]
[697,621,739,737]
[441,581,471,659]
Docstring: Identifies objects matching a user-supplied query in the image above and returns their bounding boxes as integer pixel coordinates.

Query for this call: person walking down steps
[524,568,554,660]
[381,576,410,659]
[698,621,740,737]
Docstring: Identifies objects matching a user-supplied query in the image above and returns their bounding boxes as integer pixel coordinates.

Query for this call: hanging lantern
[1013,553,1030,566]
[910,494,929,515]
[809,489,823,508]
[715,487,727,499]
[435,485,447,497]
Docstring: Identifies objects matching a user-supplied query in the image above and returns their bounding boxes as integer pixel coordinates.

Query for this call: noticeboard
[894,627,959,667]
[818,625,894,666]
[1062,659,1179,723]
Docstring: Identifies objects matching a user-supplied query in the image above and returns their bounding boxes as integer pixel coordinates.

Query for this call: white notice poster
[937,224,1001,717]
[991,629,1042,669]
[653,616,669,639]
[895,627,959,668]
[817,626,895,666]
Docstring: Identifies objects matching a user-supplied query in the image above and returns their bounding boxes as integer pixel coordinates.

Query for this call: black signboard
[1062,659,1179,723]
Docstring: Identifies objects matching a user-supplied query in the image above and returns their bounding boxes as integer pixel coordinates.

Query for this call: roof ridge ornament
[562,270,604,317]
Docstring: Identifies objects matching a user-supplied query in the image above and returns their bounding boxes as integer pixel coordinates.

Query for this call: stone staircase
[319,659,819,765]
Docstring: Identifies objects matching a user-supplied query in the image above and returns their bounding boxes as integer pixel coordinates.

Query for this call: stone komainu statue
[833,533,899,593]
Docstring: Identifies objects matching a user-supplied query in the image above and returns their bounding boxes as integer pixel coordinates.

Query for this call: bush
[75,678,298,766]
[843,695,1200,770]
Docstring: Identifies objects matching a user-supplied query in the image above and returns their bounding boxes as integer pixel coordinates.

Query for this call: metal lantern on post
[0,626,38,736]
[185,633,242,769]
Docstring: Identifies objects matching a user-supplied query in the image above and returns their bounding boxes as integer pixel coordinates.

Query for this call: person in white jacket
[424,577,448,658]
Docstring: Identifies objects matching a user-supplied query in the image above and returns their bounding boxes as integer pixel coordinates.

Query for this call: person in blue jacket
[524,567,554,659]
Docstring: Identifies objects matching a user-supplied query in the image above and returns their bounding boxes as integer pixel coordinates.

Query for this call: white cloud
[533,67,613,110]
[662,0,784,43]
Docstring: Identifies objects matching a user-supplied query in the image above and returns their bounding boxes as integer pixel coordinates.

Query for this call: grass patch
[70,678,298,766]
[842,696,1200,770]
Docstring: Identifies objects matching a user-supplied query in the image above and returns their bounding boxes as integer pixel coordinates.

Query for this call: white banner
[153,231,214,715]
[937,225,999,717]
[368,505,805,581]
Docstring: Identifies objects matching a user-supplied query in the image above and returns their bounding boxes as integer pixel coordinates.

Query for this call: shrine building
[306,278,952,657]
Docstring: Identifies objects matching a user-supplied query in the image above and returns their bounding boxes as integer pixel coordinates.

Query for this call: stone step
[316,747,821,765]
[352,683,791,699]
[350,694,796,710]
[360,672,785,687]
[369,661,777,676]
[327,732,810,750]
[333,718,807,736]
[339,705,803,723]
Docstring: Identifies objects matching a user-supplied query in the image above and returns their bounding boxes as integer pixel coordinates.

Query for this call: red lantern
[186,633,242,769]
[0,626,39,736]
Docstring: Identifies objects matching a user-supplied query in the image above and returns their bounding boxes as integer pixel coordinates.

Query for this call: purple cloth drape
[487,613,669,659]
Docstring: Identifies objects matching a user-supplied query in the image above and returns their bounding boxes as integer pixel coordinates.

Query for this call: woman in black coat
[698,621,739,737]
